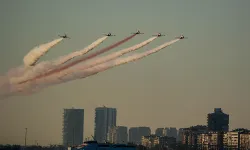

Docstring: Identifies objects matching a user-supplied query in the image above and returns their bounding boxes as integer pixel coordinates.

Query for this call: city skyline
[1,0,250,146]
[1,105,248,146]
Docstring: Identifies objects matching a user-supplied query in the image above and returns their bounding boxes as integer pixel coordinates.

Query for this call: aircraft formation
[0,30,186,98]
[60,30,187,39]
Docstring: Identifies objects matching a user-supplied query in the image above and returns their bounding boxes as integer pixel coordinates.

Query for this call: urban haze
[0,0,250,147]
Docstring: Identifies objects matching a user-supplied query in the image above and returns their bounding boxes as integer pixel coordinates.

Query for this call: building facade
[181,125,208,149]
[196,130,250,149]
[197,132,224,150]
[207,108,229,132]
[177,128,184,142]
[128,127,138,144]
[240,133,250,149]
[141,135,176,148]
[155,128,164,137]
[108,126,128,144]
[141,135,159,148]
[62,108,84,146]
[223,131,239,148]
[165,127,177,139]
[159,136,176,147]
[129,127,151,144]
[94,106,117,143]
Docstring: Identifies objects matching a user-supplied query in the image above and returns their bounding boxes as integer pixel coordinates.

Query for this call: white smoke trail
[13,34,137,85]
[0,76,11,99]
[8,36,109,84]
[23,38,63,67]
[71,38,180,79]
[9,61,53,84]
[52,36,108,66]
[27,38,180,90]
[69,36,158,72]
[1,38,180,97]
[6,66,27,78]
[16,36,157,85]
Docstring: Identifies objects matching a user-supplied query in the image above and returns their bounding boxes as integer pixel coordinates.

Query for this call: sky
[0,0,250,146]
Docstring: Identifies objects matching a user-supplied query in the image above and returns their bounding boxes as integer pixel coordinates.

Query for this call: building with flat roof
[165,127,177,139]
[155,128,164,137]
[129,127,151,144]
[108,126,128,144]
[63,108,84,146]
[141,135,176,148]
[207,108,229,132]
[94,106,117,143]
[177,128,184,142]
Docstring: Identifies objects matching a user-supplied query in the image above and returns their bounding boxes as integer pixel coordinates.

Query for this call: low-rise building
[223,131,250,149]
[181,125,208,148]
[223,132,239,148]
[196,130,250,149]
[197,132,224,150]
[108,126,128,144]
[159,136,176,147]
[141,135,159,148]
[129,127,151,144]
[240,133,250,149]
[141,135,176,148]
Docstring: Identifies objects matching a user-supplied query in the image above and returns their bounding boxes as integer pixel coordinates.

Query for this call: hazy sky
[0,0,250,146]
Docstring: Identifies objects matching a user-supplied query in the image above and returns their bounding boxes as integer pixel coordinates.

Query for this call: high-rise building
[165,127,177,139]
[155,128,165,136]
[94,106,117,143]
[207,108,229,132]
[129,127,151,144]
[108,126,128,144]
[62,108,84,146]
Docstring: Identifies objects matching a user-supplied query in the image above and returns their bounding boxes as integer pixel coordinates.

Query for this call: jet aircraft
[104,33,116,36]
[132,30,144,34]
[59,34,70,39]
[176,35,187,39]
[153,33,165,37]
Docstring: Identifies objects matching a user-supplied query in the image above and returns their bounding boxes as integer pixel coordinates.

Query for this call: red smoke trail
[18,34,137,84]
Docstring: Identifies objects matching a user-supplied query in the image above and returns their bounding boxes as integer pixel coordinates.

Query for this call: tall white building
[62,108,84,146]
[94,106,117,143]
[108,126,128,144]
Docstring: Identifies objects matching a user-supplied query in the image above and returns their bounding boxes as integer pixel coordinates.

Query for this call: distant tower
[129,127,138,144]
[62,108,84,146]
[207,108,229,132]
[165,127,177,139]
[177,128,184,141]
[129,127,151,144]
[94,106,117,143]
[155,128,164,136]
